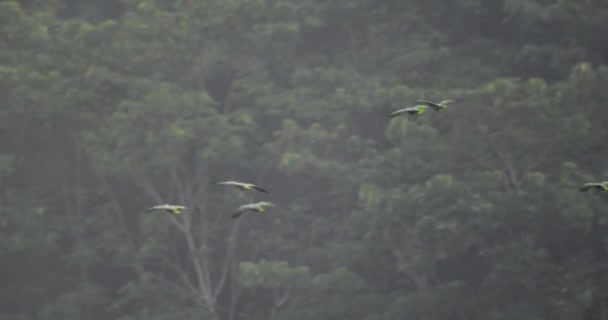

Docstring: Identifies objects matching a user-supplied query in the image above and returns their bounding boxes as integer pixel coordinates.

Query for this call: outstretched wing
[232,204,251,219]
[391,106,425,117]
[216,181,240,187]
[579,183,596,192]
[390,108,409,117]
[145,204,169,212]
[252,185,270,194]
[146,204,186,213]
[416,100,441,108]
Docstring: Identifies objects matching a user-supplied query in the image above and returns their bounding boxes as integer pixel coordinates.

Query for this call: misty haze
[1,1,608,320]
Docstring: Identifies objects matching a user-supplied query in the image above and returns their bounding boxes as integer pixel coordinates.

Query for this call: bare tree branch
[214,219,241,300]
[228,258,241,320]
[274,290,290,309]
[181,214,213,304]
[135,175,164,203]
[523,142,552,175]
[147,273,204,305]
[488,142,522,191]
[489,140,552,191]
[96,170,145,276]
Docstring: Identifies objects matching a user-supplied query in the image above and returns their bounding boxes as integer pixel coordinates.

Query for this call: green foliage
[1,0,608,319]
[240,260,311,290]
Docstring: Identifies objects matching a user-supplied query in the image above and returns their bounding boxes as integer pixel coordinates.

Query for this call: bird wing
[391,106,424,117]
[439,99,454,106]
[390,109,409,117]
[145,205,167,211]
[232,204,252,218]
[252,185,270,194]
[579,183,596,192]
[238,204,253,211]
[415,100,441,108]
[145,204,186,212]
[216,181,241,187]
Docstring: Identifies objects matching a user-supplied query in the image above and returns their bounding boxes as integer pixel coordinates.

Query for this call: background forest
[2,0,608,319]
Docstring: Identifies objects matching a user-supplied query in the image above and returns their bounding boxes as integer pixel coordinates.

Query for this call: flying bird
[232,201,275,219]
[416,99,455,112]
[390,105,428,117]
[216,181,270,194]
[579,181,608,192]
[145,204,188,214]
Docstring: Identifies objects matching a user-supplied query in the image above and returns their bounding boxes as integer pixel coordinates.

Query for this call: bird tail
[231,211,244,219]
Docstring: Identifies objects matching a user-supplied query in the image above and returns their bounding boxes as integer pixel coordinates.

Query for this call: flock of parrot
[145,181,273,219]
[144,98,607,219]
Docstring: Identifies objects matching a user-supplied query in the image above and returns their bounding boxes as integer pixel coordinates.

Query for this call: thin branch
[166,241,201,297]
[179,211,214,305]
[201,246,214,301]
[270,290,290,320]
[488,142,521,191]
[181,206,214,301]
[145,252,204,304]
[523,142,552,175]
[213,218,241,300]
[96,170,144,275]
[274,290,290,309]
[170,164,186,204]
[136,175,164,203]
[147,273,204,305]
[167,214,187,233]
[228,258,241,320]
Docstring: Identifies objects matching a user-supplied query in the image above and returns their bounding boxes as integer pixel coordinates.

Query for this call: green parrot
[579,181,608,192]
[216,181,270,194]
[232,201,275,219]
[390,105,428,117]
[416,99,455,112]
[145,204,188,214]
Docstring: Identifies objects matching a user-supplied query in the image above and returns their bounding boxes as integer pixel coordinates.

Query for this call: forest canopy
[1,0,608,319]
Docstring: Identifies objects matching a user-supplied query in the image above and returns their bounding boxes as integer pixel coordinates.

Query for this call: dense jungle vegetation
[2,0,608,319]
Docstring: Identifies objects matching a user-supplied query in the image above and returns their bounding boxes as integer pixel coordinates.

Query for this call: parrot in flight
[232,201,275,219]
[145,204,188,214]
[579,181,608,192]
[216,181,270,194]
[390,104,428,117]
